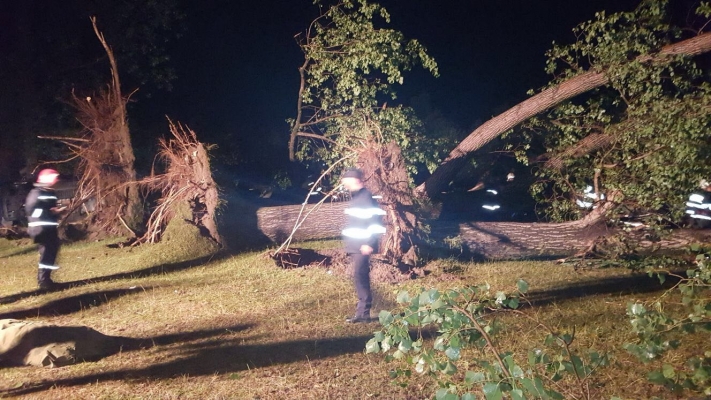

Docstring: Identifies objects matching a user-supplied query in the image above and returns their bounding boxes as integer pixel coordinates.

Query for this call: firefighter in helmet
[25,169,65,289]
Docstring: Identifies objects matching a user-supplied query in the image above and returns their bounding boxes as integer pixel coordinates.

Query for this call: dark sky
[137,0,643,172]
[1,0,651,179]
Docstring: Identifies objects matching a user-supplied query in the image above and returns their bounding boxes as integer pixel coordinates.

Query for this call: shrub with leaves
[624,245,711,396]
[367,281,610,399]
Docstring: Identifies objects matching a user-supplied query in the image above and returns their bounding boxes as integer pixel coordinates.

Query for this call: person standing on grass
[340,168,386,323]
[25,169,65,290]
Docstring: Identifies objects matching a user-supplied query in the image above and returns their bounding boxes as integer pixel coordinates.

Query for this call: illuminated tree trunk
[252,200,710,261]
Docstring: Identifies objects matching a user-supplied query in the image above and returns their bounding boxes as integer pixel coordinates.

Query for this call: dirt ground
[271,247,427,284]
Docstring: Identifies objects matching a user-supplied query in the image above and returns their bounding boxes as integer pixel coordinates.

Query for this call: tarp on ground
[0,319,122,367]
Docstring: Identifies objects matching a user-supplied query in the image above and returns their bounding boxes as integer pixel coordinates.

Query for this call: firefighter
[25,169,65,289]
[341,168,386,323]
[685,179,711,229]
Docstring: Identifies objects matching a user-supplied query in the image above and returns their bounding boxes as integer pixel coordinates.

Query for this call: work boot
[37,269,57,290]
[346,315,376,323]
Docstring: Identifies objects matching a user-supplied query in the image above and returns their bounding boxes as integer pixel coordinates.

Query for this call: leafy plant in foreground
[366,281,610,399]
[624,245,711,396]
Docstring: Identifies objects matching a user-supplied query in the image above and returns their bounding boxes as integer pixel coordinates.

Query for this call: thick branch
[288,57,310,161]
[416,32,711,200]
[538,132,612,170]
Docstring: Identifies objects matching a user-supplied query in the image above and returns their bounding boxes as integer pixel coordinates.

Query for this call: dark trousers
[351,252,372,318]
[32,227,60,268]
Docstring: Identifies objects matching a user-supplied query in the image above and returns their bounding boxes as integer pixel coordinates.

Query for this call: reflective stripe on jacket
[685,191,711,220]
[25,188,59,227]
[342,188,386,254]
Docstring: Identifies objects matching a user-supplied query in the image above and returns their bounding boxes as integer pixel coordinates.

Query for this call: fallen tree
[250,200,711,260]
[417,30,711,200]
[55,17,143,238]
[137,119,221,245]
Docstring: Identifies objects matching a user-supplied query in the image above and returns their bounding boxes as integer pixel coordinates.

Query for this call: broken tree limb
[416,32,711,200]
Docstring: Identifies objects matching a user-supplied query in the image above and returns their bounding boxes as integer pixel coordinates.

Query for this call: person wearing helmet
[340,168,386,323]
[24,169,65,290]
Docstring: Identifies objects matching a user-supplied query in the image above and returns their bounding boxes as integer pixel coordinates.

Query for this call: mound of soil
[271,248,422,284]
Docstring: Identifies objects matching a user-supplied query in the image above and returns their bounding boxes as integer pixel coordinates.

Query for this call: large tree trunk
[257,202,347,242]
[416,32,711,200]
[250,201,710,260]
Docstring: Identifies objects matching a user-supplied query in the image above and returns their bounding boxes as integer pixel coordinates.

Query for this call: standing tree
[287,0,440,265]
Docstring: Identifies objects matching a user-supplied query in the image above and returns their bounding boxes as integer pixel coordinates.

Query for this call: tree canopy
[524,0,711,223]
[416,0,711,229]
[288,0,441,176]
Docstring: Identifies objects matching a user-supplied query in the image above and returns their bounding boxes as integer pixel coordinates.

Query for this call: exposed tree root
[136,119,220,245]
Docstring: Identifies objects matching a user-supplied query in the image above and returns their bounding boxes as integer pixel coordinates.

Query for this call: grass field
[0,232,699,399]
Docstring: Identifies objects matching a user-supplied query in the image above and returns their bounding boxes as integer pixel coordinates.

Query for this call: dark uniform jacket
[342,188,386,254]
[685,191,711,222]
[24,187,59,237]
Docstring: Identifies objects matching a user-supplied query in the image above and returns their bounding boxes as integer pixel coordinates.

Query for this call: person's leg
[353,253,372,318]
[37,228,60,288]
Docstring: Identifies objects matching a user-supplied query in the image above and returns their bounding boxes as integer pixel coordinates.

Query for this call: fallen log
[246,201,711,260]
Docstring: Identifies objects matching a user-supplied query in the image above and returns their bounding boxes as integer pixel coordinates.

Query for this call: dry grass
[0,235,699,399]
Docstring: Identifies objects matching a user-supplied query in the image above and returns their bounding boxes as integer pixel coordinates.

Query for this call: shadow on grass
[0,322,254,368]
[0,245,37,258]
[0,288,149,319]
[0,252,229,306]
[1,328,371,396]
[524,272,680,307]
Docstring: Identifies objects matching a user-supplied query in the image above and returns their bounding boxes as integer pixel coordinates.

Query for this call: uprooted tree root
[43,18,143,239]
[136,119,221,245]
[358,140,420,267]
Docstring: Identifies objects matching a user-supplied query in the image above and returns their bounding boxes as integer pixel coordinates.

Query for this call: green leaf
[445,346,461,361]
[662,363,676,379]
[396,290,411,304]
[510,389,525,400]
[519,378,538,396]
[483,382,503,400]
[443,361,458,375]
[648,370,669,385]
[398,337,412,352]
[462,393,477,400]
[450,335,461,348]
[365,338,380,354]
[507,297,520,309]
[379,310,394,325]
[435,388,450,400]
[466,371,486,384]
[517,279,529,293]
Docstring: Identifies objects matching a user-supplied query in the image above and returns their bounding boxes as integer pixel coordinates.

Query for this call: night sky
[141,0,642,172]
[1,0,649,180]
